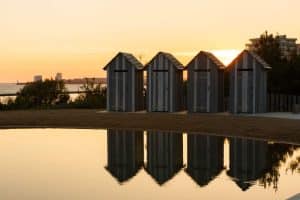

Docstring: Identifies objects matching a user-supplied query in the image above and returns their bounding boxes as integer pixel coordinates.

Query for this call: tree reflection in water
[259,143,299,191]
[286,156,300,174]
[104,128,300,191]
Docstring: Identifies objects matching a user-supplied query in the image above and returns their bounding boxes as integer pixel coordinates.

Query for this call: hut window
[237,68,253,71]
[152,69,168,72]
[114,69,128,72]
[193,69,211,72]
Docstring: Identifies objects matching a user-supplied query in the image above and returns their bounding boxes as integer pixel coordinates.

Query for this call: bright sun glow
[173,49,241,66]
[210,49,241,66]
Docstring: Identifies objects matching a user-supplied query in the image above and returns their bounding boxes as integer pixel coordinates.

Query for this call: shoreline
[0,109,300,144]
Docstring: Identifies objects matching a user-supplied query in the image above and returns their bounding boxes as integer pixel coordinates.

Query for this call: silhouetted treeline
[259,143,298,191]
[69,78,106,108]
[0,79,106,110]
[253,31,300,94]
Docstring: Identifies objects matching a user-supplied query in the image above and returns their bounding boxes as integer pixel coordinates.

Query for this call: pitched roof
[145,52,184,70]
[228,50,271,70]
[105,166,142,183]
[145,166,182,185]
[186,51,225,69]
[103,52,144,70]
[185,168,223,187]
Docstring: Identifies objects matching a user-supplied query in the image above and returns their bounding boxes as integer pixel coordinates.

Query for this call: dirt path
[0,109,300,144]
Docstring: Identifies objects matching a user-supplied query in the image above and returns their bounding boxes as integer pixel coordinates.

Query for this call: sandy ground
[245,112,300,120]
[0,109,300,144]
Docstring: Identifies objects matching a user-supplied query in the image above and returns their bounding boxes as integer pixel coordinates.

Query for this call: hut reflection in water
[145,131,183,185]
[106,129,144,183]
[227,138,268,191]
[185,134,225,186]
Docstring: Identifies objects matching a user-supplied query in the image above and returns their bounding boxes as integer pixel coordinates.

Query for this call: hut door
[114,70,128,111]
[195,69,210,112]
[238,69,253,113]
[199,72,208,112]
[155,70,168,112]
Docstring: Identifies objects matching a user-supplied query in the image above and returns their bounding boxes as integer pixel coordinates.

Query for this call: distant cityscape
[15,33,300,87]
[18,73,107,85]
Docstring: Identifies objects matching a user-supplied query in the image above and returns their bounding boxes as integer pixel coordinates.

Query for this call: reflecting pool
[0,129,299,200]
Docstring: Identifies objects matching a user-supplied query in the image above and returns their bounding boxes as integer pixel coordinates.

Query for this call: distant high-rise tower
[55,73,63,81]
[246,34,300,60]
[33,75,42,82]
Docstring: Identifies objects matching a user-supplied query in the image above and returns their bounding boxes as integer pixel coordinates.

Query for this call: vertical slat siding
[228,138,268,190]
[138,70,144,111]
[131,62,135,112]
[170,59,174,112]
[187,53,224,113]
[107,129,144,181]
[267,93,300,112]
[241,53,248,113]
[252,56,256,113]
[125,58,130,111]
[229,62,235,113]
[152,60,156,111]
[147,53,183,112]
[189,60,193,112]
[229,51,268,114]
[164,58,168,111]
[193,58,197,112]
[106,53,144,112]
[122,56,126,111]
[234,61,238,113]
[219,70,225,112]
[106,67,110,111]
[206,57,211,112]
[115,56,119,111]
[146,131,183,183]
[186,134,224,185]
[148,66,152,112]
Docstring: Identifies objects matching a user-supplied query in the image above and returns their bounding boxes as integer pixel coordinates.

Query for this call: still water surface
[0,129,299,200]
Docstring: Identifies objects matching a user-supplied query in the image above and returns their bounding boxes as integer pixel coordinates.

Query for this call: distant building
[33,75,42,82]
[228,50,271,114]
[103,52,144,112]
[55,73,63,81]
[146,52,184,112]
[246,35,300,60]
[186,51,225,113]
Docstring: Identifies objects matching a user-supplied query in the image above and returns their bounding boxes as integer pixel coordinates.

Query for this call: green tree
[252,31,300,94]
[71,78,106,108]
[259,143,298,191]
[13,79,70,109]
[253,31,282,65]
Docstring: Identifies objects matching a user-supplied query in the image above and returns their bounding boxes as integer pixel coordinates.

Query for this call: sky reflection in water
[0,129,299,200]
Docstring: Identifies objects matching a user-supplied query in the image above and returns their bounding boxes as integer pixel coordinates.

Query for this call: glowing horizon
[1,0,300,82]
[0,49,240,83]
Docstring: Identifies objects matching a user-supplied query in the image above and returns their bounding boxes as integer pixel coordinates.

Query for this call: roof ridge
[145,52,184,70]
[246,50,271,69]
[227,50,271,69]
[186,51,225,69]
[103,52,144,70]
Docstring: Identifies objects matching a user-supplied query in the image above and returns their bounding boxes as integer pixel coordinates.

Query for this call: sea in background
[0,83,84,102]
[0,83,83,94]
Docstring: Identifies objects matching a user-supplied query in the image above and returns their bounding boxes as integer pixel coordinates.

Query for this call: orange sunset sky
[1,0,300,82]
